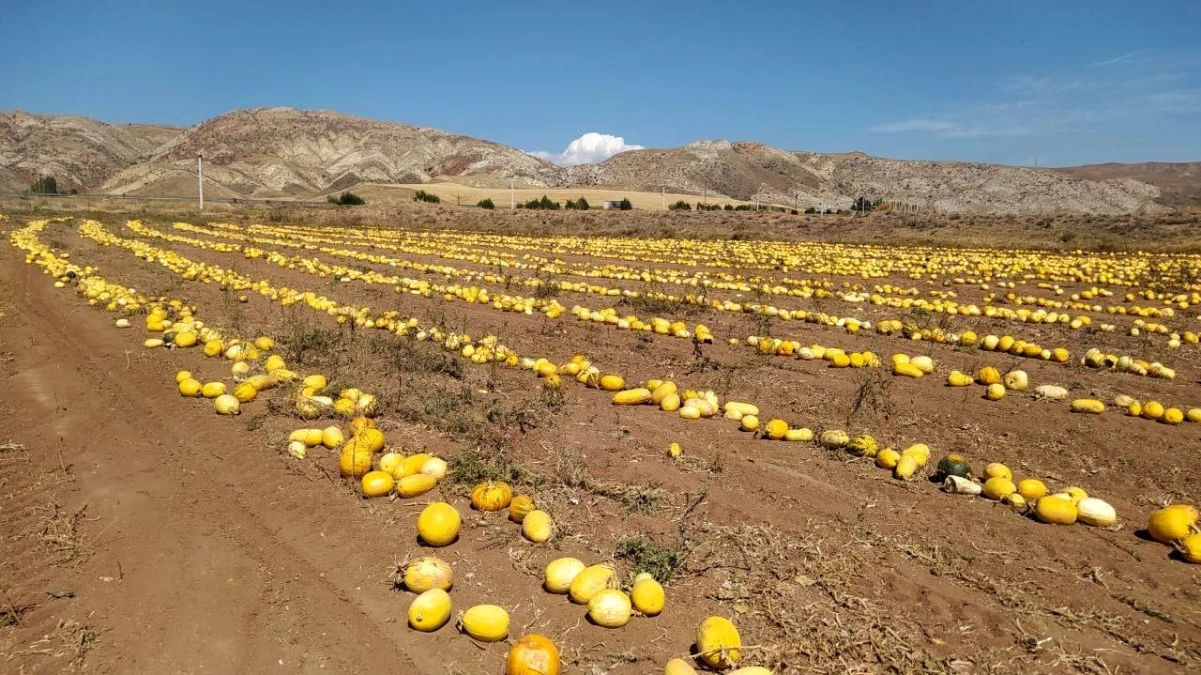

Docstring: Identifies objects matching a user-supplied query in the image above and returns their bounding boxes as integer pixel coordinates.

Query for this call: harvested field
[2,207,1201,674]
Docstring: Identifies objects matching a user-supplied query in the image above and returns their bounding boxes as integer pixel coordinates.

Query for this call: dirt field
[2,207,1201,674]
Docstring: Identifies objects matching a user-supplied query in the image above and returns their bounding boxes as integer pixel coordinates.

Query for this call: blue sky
[1,0,1198,166]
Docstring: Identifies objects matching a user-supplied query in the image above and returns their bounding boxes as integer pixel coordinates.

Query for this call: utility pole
[197,153,204,210]
[661,187,665,210]
[510,179,515,209]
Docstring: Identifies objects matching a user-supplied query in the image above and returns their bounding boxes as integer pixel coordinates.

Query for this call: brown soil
[2,210,1201,674]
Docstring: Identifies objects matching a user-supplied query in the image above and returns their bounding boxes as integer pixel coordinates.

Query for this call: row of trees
[28,175,77,195]
[19,177,882,217]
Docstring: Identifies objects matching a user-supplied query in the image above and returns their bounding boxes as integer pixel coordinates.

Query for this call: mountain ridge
[2,107,1196,213]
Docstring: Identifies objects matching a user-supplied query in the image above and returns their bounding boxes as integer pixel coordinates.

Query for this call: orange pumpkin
[509,495,535,523]
[471,481,513,512]
[506,633,560,675]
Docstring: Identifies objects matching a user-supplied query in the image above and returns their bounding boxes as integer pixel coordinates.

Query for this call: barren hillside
[0,111,182,192]
[4,107,1192,214]
[567,140,1164,214]
[1054,162,1201,208]
[101,107,564,199]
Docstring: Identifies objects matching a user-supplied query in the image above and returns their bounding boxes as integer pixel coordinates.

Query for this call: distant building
[602,200,629,210]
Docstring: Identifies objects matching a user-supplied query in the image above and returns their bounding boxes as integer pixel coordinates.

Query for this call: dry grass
[355,183,754,211]
[32,503,90,563]
[673,518,953,674]
[24,618,100,670]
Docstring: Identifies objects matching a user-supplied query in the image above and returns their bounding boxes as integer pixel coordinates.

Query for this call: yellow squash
[696,616,741,669]
[417,502,461,547]
[461,604,510,642]
[408,588,451,632]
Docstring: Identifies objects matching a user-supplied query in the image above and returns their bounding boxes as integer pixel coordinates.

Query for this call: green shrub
[618,197,633,210]
[565,197,590,210]
[477,198,495,209]
[668,200,692,211]
[328,191,365,206]
[413,189,441,204]
[522,195,561,210]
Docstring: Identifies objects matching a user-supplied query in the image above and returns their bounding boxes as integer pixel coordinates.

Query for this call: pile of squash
[933,455,1118,528]
[471,481,552,543]
[540,557,664,629]
[1146,505,1201,563]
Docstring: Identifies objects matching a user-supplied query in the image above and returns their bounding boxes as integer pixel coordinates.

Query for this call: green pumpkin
[935,454,972,481]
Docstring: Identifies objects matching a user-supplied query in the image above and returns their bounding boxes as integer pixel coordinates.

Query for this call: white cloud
[869,119,1028,138]
[527,132,644,166]
[1090,51,1140,68]
[869,119,959,133]
[866,50,1201,146]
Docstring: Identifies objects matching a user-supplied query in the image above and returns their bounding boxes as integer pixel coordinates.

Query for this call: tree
[477,198,495,209]
[851,196,882,213]
[30,175,58,194]
[565,197,590,210]
[668,200,692,211]
[618,198,633,210]
[413,190,441,204]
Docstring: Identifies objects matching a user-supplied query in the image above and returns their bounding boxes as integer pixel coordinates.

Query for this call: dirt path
[0,241,426,673]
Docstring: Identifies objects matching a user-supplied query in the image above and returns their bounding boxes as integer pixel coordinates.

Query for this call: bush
[413,190,441,204]
[618,198,633,210]
[723,204,734,211]
[30,176,58,194]
[328,191,365,206]
[696,203,722,211]
[668,200,692,211]
[565,197,590,210]
[522,195,561,210]
[804,206,817,214]
[477,198,495,209]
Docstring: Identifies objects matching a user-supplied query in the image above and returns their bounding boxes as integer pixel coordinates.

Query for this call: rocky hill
[100,107,563,199]
[1054,162,1201,208]
[0,111,181,193]
[2,107,1192,213]
[567,140,1164,214]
